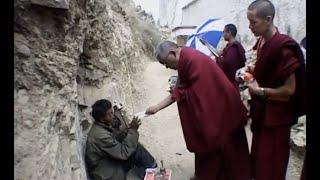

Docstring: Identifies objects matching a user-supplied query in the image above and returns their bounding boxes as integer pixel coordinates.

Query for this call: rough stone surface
[14,0,160,179]
[31,0,70,10]
[290,116,306,159]
[15,44,31,58]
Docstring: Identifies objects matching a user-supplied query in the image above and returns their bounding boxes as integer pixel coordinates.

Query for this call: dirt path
[133,61,302,180]
[133,61,194,180]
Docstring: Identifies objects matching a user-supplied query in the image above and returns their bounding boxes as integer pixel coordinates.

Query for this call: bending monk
[145,40,251,180]
[246,1,306,180]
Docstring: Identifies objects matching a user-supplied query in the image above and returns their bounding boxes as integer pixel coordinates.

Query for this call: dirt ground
[131,61,303,180]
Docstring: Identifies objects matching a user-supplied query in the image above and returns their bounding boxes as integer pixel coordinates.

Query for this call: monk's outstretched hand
[145,106,158,115]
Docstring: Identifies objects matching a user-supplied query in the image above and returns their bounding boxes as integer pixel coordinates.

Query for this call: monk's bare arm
[248,73,296,101]
[146,77,183,114]
[264,73,296,99]
[156,94,175,110]
[263,48,299,100]
[145,94,175,114]
[248,47,299,101]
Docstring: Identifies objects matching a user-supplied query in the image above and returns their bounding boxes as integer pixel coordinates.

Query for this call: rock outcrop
[14,0,161,179]
[290,116,306,159]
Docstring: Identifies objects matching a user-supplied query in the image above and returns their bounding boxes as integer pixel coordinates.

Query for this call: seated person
[85,99,157,180]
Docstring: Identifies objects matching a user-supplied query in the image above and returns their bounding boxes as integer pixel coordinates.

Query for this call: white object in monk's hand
[134,111,149,119]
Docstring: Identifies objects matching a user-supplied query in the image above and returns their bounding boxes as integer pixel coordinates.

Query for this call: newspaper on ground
[144,168,172,180]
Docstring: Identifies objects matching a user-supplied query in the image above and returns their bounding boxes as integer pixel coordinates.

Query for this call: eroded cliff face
[14,0,161,179]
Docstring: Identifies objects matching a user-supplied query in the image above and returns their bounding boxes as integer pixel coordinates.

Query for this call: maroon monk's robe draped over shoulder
[172,47,251,180]
[216,41,246,88]
[250,30,306,180]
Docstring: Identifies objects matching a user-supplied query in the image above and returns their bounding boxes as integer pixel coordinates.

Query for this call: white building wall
[159,0,192,28]
[160,0,306,49]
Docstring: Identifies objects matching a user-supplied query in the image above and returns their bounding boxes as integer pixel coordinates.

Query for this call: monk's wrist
[260,87,266,97]
[255,87,266,98]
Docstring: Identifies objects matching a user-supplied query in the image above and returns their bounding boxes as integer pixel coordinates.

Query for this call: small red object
[243,72,253,82]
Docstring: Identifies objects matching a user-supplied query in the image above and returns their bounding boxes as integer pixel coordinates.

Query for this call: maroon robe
[216,41,246,89]
[250,30,306,180]
[172,47,251,180]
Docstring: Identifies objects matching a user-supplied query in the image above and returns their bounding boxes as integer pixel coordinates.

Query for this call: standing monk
[246,1,306,180]
[216,24,246,89]
[145,41,251,180]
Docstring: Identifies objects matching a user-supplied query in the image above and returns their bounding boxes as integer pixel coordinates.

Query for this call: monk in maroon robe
[216,24,246,89]
[145,40,251,180]
[246,1,306,180]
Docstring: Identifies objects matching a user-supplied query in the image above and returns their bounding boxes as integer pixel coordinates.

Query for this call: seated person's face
[102,108,114,126]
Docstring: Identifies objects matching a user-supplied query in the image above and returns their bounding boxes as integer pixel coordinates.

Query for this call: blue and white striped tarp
[186,19,225,56]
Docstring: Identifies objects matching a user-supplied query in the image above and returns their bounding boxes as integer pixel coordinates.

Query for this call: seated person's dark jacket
[85,121,139,180]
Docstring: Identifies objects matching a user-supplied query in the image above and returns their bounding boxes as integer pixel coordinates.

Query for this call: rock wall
[291,116,306,158]
[14,0,160,179]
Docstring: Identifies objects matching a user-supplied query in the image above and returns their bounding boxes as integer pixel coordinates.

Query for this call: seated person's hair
[91,99,112,121]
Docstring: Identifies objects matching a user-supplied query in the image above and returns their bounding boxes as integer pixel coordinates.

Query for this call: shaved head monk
[246,1,306,180]
[216,24,246,89]
[145,40,251,180]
